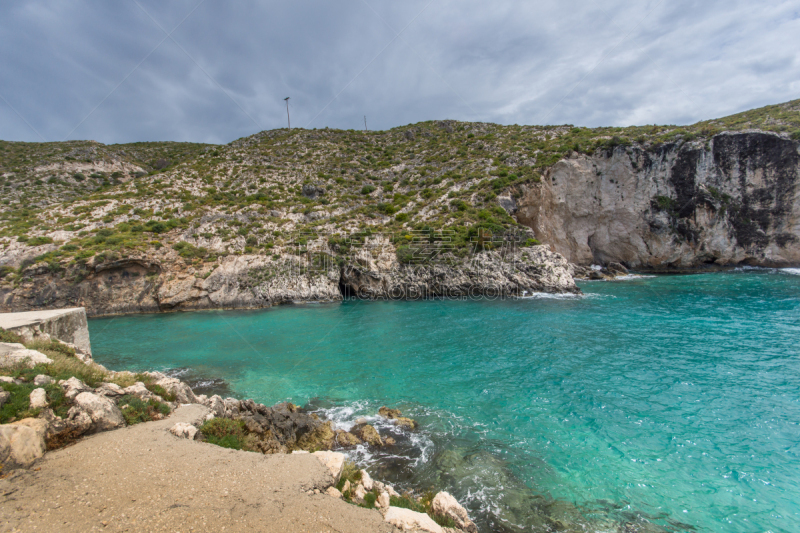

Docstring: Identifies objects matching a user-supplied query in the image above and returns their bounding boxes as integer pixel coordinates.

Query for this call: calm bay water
[89,269,800,532]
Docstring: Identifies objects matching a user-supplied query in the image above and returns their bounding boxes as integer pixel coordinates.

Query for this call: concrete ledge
[0,308,91,355]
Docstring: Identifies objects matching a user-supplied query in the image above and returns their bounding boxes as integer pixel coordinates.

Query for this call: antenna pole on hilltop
[284,97,291,129]
[364,116,368,132]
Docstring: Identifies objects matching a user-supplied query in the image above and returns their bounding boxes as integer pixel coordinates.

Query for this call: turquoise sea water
[89,269,800,532]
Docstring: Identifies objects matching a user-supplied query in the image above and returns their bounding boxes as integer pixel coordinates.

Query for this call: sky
[1,0,798,145]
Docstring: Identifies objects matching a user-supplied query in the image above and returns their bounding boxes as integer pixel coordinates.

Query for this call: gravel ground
[0,404,396,533]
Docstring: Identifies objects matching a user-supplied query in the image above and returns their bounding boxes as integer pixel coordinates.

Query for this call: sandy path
[0,405,396,533]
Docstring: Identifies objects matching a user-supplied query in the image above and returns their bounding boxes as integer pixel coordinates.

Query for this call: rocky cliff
[516,131,800,269]
[0,240,577,316]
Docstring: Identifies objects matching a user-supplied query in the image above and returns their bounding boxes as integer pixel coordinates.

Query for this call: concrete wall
[0,307,91,355]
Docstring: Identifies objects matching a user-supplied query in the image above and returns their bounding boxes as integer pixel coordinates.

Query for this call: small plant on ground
[199,417,247,449]
[0,328,23,344]
[117,394,171,425]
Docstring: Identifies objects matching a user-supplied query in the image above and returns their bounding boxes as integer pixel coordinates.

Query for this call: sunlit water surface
[90,269,800,532]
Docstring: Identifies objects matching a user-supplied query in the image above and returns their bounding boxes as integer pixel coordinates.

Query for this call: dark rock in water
[166,368,231,398]
[352,423,383,446]
[334,429,362,447]
[607,262,629,275]
[378,406,402,419]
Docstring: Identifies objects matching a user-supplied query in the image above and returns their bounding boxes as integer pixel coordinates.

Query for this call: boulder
[93,382,124,398]
[29,388,48,409]
[378,491,390,509]
[312,450,345,483]
[392,417,418,430]
[170,422,198,440]
[353,423,383,446]
[0,343,52,368]
[206,395,226,417]
[0,418,47,470]
[384,506,443,533]
[607,262,629,275]
[353,483,366,503]
[360,469,374,491]
[33,374,53,386]
[325,486,342,498]
[73,392,125,432]
[334,429,362,447]
[0,376,21,385]
[431,491,477,533]
[0,390,9,408]
[122,382,161,402]
[378,406,402,419]
[296,421,335,451]
[151,375,199,404]
[59,376,91,401]
[42,407,93,449]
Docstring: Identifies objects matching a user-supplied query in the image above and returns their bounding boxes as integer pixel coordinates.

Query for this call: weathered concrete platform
[0,307,91,354]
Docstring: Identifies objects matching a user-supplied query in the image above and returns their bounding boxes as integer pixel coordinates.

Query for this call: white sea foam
[519,292,585,300]
[611,274,656,281]
[780,268,800,276]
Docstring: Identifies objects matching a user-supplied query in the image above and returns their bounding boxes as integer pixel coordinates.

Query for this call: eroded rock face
[340,245,578,298]
[517,132,800,269]
[0,233,578,316]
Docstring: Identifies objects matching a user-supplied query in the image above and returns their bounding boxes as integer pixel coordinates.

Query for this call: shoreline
[0,310,479,532]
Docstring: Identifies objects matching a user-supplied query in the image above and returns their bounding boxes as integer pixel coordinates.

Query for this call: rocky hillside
[0,100,798,313]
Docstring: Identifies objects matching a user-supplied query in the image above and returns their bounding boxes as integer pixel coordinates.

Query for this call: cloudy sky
[1,0,798,144]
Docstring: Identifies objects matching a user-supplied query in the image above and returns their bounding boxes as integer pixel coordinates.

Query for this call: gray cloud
[1,0,798,144]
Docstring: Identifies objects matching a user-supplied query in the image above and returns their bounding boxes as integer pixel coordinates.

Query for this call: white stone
[123,382,159,401]
[360,469,374,491]
[93,382,124,397]
[384,506,443,533]
[59,376,91,401]
[33,374,53,386]
[29,388,48,409]
[0,343,52,368]
[353,483,366,503]
[432,491,477,533]
[378,491,390,509]
[150,374,199,404]
[206,394,225,417]
[342,479,351,494]
[387,485,400,498]
[0,418,47,470]
[312,450,345,483]
[326,486,342,498]
[73,392,125,431]
[169,422,197,440]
